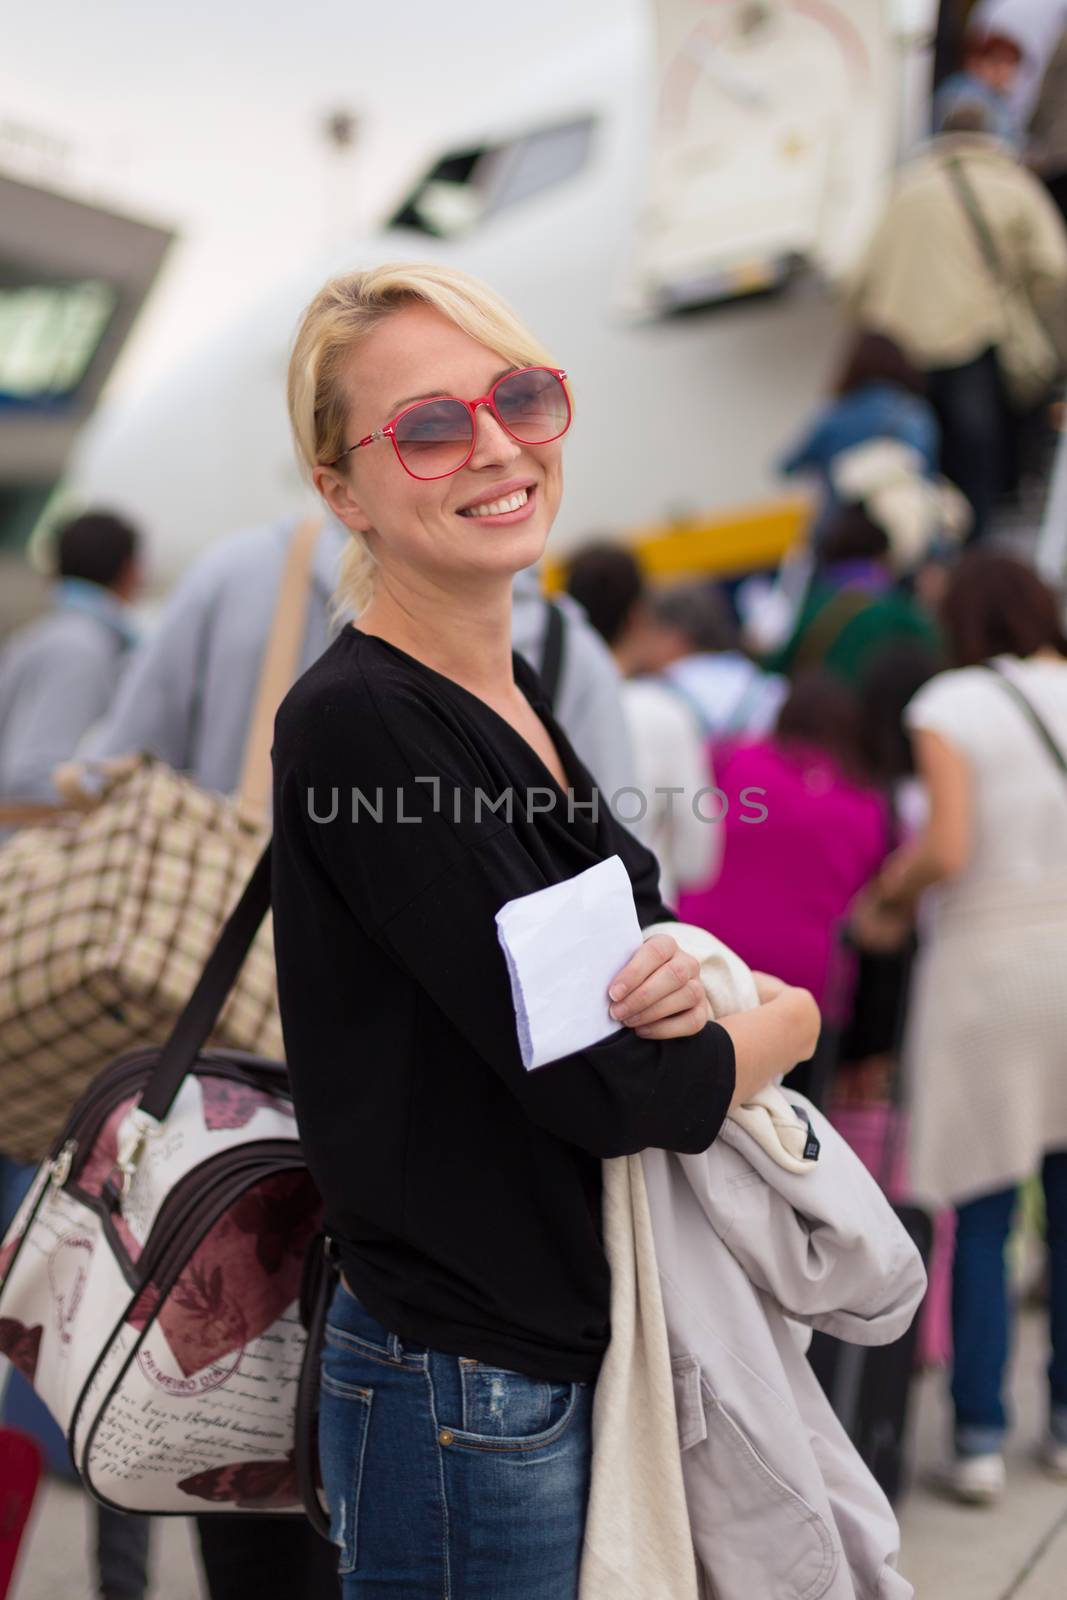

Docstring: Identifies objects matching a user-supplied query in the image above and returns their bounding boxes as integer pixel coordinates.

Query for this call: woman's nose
[468,401,522,467]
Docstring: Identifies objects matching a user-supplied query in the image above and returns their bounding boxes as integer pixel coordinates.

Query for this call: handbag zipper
[50,1050,291,1192]
[132,1140,305,1293]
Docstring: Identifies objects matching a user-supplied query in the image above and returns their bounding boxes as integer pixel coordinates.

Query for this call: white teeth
[459,487,529,517]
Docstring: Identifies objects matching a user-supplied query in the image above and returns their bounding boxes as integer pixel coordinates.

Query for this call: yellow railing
[543,494,810,593]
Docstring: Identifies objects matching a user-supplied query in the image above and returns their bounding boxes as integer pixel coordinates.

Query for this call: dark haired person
[933,27,1026,145]
[677,670,890,1044]
[856,552,1067,1503]
[639,582,787,745]
[768,506,939,685]
[564,543,718,902]
[0,510,142,808]
[779,331,940,539]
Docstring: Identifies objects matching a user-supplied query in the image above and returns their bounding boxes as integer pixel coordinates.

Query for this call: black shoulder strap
[983,662,1067,781]
[138,841,274,1122]
[539,600,566,714]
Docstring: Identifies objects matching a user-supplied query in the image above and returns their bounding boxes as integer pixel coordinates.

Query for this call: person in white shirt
[564,544,720,904]
[853,551,1067,1505]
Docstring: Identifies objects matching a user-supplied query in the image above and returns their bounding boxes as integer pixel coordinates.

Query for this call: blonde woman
[270,263,819,1596]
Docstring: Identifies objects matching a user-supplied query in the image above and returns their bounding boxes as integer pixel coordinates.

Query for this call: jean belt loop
[388,1332,403,1361]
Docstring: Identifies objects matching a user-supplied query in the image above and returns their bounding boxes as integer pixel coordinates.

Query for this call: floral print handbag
[0,843,334,1531]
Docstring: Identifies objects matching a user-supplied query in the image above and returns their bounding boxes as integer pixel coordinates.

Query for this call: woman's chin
[469,519,552,578]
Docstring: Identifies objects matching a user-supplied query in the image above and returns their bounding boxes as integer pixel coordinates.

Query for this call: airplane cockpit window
[389,116,596,238]
[0,278,116,408]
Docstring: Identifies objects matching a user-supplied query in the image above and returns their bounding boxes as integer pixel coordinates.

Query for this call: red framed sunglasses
[329,365,572,481]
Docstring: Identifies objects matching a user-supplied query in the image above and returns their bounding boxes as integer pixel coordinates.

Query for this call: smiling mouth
[457,486,533,518]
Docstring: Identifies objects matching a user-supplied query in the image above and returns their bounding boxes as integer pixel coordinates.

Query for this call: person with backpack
[563,542,720,903]
[768,506,940,686]
[849,100,1067,539]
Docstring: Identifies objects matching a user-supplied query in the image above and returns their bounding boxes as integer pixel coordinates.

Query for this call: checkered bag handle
[0,755,142,828]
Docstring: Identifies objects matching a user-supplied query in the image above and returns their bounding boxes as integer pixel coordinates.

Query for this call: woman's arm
[607,938,819,1103]
[875,727,971,912]
[716,974,820,1110]
[852,726,970,953]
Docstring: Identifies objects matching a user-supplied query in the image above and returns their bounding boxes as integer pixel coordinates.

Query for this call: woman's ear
[312,465,372,534]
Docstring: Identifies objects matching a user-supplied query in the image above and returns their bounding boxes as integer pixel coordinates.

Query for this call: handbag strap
[792,587,874,674]
[538,600,566,714]
[295,1234,338,1539]
[137,840,273,1123]
[236,515,322,822]
[0,801,69,827]
[982,661,1067,782]
[944,156,1011,293]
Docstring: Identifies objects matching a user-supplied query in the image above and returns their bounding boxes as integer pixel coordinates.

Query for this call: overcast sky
[1,0,643,388]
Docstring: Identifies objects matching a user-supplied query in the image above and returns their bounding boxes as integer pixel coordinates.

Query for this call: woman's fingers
[609,947,700,1022]
[619,977,707,1028]
[633,1003,710,1040]
[608,933,678,1003]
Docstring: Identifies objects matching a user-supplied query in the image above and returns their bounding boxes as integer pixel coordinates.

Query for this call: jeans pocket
[325,1279,396,1363]
[319,1371,373,1576]
[449,1360,581,1451]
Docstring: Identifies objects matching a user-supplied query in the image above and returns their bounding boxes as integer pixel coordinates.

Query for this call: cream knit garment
[578,922,811,1600]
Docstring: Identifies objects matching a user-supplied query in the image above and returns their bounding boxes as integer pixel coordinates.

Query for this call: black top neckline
[344,621,580,805]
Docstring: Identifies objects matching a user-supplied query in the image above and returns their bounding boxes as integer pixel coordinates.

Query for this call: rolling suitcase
[807,1203,933,1504]
[806,933,934,1505]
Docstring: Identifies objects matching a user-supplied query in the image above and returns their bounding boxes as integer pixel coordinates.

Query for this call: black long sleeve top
[270,624,735,1382]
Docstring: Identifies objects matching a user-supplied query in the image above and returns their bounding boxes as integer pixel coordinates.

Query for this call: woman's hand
[607,933,711,1040]
[850,881,913,954]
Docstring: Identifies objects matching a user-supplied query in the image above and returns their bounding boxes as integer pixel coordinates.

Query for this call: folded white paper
[495,855,643,1071]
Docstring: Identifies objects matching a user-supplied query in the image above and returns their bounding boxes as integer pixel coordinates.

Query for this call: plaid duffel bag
[0,515,323,1164]
[0,755,282,1163]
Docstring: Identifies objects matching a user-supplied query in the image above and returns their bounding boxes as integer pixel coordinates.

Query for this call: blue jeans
[319,1280,593,1598]
[952,1150,1067,1456]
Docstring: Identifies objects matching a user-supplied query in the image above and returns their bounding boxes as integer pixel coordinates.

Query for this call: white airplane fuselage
[68,4,939,584]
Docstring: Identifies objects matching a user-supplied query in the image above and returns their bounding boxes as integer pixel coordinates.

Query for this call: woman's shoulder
[904,664,1004,736]
[274,627,458,773]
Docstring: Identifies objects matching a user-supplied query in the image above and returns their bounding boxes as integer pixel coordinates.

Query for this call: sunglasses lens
[495,369,570,443]
[394,398,473,477]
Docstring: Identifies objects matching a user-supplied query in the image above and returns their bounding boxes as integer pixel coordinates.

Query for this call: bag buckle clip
[115,1109,162,1199]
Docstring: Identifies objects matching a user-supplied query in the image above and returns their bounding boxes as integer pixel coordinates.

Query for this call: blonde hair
[287,262,558,621]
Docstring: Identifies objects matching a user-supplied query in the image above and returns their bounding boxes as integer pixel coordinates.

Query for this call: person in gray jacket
[0,511,141,807]
[83,510,637,1600]
[86,514,636,805]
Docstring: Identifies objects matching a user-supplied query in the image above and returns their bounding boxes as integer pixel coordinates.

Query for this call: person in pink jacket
[678,672,891,1027]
